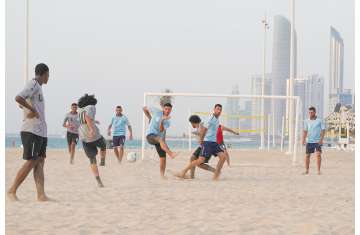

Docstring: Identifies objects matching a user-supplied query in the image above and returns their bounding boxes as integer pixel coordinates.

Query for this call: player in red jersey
[216,125,239,167]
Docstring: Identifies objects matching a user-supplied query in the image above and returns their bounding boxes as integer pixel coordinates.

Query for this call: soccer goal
[141,92,303,165]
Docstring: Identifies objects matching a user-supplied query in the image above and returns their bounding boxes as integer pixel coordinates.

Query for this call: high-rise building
[328,26,344,114]
[271,15,297,134]
[339,89,353,106]
[250,74,272,130]
[226,85,240,130]
[288,74,324,119]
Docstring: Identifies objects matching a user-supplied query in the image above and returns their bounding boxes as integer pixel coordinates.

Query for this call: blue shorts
[306,143,322,154]
[200,141,224,160]
[113,135,125,147]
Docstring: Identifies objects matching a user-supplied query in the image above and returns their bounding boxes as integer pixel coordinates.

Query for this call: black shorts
[146,134,166,158]
[306,143,322,154]
[218,141,226,150]
[20,131,47,160]
[113,135,125,147]
[66,132,79,146]
[201,141,224,160]
[82,136,106,159]
[192,146,210,163]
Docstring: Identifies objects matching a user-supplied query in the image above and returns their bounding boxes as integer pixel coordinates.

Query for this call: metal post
[261,15,269,150]
[288,0,296,154]
[292,97,300,165]
[272,112,275,147]
[25,0,29,83]
[280,116,285,151]
[267,114,271,152]
[141,94,147,160]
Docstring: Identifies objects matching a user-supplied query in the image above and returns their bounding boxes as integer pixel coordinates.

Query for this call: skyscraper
[329,26,344,114]
[289,74,324,119]
[250,74,272,130]
[271,15,297,134]
[226,85,240,130]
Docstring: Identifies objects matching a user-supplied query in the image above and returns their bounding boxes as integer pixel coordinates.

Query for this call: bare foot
[37,195,52,202]
[96,178,104,188]
[318,171,322,175]
[302,171,309,175]
[212,175,221,181]
[169,152,179,159]
[70,158,74,164]
[161,175,168,180]
[174,171,185,179]
[7,192,19,201]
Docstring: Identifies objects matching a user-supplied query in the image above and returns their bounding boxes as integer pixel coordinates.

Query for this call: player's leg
[213,151,226,181]
[118,136,125,163]
[8,132,40,201]
[113,136,120,161]
[33,137,49,201]
[303,143,312,175]
[98,137,107,166]
[83,141,104,187]
[315,144,322,175]
[70,138,76,164]
[155,144,167,179]
[176,156,206,179]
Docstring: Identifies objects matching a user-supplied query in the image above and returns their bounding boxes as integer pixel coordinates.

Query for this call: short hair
[163,103,172,108]
[35,63,49,76]
[116,106,122,109]
[78,94,97,108]
[189,115,201,124]
[71,103,77,106]
[309,106,316,112]
[214,104,222,109]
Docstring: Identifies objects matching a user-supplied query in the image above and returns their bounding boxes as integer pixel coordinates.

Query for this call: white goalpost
[141,92,302,165]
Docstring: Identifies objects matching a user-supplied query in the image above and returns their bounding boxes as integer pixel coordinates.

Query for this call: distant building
[272,15,297,134]
[288,74,324,119]
[250,74,272,131]
[328,26,344,114]
[339,89,353,106]
[226,85,240,130]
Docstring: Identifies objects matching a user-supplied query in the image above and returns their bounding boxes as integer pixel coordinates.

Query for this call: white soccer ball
[126,152,137,163]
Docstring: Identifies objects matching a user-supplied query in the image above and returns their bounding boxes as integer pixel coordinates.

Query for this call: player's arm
[199,126,208,144]
[15,95,39,118]
[142,106,152,121]
[159,116,170,132]
[63,116,69,128]
[84,113,95,138]
[302,131,308,145]
[107,119,113,136]
[222,125,239,135]
[319,130,325,145]
[128,125,133,140]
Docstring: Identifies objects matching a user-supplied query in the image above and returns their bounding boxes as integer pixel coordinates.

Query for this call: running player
[7,63,50,201]
[107,105,133,163]
[216,124,239,167]
[143,103,177,179]
[63,103,80,164]
[78,94,106,187]
[176,104,227,180]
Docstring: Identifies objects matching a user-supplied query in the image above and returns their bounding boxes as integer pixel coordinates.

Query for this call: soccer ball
[126,152,137,163]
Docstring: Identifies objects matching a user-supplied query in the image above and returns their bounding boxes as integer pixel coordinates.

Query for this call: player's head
[78,94,97,108]
[189,115,201,128]
[213,104,222,117]
[116,105,123,115]
[35,63,49,84]
[308,106,316,118]
[162,103,172,116]
[71,103,78,112]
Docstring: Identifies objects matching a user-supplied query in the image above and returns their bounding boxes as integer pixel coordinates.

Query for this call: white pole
[188,109,192,152]
[281,116,285,151]
[288,0,296,154]
[261,15,269,150]
[141,94,147,160]
[267,114,271,152]
[272,112,275,147]
[25,0,29,83]
[292,97,300,165]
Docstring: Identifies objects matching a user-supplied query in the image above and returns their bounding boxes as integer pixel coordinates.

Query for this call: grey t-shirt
[17,79,47,137]
[63,112,80,134]
[78,105,101,143]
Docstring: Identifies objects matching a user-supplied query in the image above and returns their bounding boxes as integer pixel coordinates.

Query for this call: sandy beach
[5,148,354,235]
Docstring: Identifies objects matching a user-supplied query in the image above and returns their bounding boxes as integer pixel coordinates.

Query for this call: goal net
[141,92,303,165]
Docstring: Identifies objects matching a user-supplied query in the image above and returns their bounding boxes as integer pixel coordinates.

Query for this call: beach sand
[6,148,354,235]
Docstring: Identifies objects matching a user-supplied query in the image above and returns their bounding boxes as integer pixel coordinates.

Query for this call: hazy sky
[6,0,354,137]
